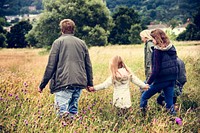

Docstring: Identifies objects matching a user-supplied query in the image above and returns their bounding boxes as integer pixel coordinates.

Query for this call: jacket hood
[159,44,176,55]
[155,43,176,55]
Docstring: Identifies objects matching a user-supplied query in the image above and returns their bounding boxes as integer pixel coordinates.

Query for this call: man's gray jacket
[39,34,93,93]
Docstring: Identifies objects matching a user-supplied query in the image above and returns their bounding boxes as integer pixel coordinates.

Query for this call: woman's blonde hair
[150,29,170,48]
[109,55,130,80]
[140,30,153,41]
[59,19,75,34]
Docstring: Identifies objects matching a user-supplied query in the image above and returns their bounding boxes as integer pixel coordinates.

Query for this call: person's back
[174,57,187,97]
[157,57,187,105]
[93,55,148,109]
[50,34,92,92]
[177,58,187,86]
[38,19,93,118]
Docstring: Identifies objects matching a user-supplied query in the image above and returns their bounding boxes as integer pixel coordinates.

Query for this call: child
[157,57,187,106]
[140,29,178,115]
[89,55,149,113]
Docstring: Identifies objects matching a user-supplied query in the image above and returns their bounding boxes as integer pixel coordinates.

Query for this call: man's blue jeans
[54,87,82,117]
[140,81,176,115]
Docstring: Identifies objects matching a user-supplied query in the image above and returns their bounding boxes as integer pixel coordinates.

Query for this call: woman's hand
[143,84,149,91]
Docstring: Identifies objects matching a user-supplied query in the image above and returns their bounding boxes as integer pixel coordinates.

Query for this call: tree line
[0,0,43,17]
[106,0,200,26]
[0,0,200,48]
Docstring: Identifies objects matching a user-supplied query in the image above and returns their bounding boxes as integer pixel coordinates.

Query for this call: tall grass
[0,41,199,133]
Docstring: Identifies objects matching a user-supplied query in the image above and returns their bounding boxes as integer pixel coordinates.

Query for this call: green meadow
[0,41,200,133]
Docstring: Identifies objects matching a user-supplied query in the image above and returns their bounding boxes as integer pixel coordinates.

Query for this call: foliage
[0,33,7,47]
[82,25,108,46]
[26,0,113,47]
[0,19,7,48]
[165,30,177,41]
[0,0,43,17]
[0,17,9,26]
[6,20,32,48]
[108,6,141,45]
[106,0,200,24]
[128,24,142,44]
[177,9,200,41]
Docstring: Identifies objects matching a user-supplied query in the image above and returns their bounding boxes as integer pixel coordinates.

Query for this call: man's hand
[38,87,43,93]
[87,86,95,92]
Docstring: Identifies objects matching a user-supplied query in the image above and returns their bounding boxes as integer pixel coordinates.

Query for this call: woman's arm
[147,49,162,85]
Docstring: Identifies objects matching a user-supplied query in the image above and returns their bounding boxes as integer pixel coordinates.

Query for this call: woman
[140,29,178,115]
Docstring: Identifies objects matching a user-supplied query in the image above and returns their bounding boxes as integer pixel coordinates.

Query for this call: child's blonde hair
[109,55,131,80]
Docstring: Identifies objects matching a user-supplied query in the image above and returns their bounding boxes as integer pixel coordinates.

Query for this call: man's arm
[38,41,60,92]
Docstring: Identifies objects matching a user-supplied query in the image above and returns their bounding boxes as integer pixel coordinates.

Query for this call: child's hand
[89,87,95,92]
[87,86,95,92]
[143,84,149,91]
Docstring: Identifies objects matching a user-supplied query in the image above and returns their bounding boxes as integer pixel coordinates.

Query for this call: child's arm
[94,76,112,91]
[130,73,149,89]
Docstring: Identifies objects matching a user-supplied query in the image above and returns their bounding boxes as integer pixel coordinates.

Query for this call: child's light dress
[94,68,146,108]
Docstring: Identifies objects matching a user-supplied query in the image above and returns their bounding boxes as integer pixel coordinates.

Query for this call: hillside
[106,0,200,24]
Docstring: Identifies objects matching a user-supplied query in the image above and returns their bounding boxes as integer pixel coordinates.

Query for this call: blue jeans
[54,87,82,117]
[140,81,176,115]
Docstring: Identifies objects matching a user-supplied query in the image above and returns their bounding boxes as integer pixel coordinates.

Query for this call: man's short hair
[59,19,75,34]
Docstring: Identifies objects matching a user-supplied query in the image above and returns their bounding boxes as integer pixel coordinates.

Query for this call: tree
[129,24,142,44]
[0,33,7,47]
[7,20,32,48]
[26,0,113,47]
[82,25,108,46]
[108,6,141,44]
[177,8,200,41]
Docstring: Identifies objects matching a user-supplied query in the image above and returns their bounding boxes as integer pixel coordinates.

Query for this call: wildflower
[152,118,157,125]
[24,120,28,126]
[15,95,19,100]
[99,108,102,112]
[0,97,3,101]
[23,82,28,87]
[175,117,182,126]
[62,121,67,127]
[8,93,12,97]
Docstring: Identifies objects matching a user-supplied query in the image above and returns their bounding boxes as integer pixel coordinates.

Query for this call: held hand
[38,87,42,93]
[143,84,149,91]
[87,86,95,92]
[89,86,95,92]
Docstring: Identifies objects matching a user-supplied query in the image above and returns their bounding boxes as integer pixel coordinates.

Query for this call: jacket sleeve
[147,49,162,85]
[85,46,93,86]
[145,41,154,79]
[39,41,60,90]
[130,73,146,89]
[94,76,112,91]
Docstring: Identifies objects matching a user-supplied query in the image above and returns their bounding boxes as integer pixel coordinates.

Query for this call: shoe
[140,108,147,117]
[175,117,182,126]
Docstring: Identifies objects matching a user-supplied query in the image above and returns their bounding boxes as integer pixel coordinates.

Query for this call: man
[38,19,93,118]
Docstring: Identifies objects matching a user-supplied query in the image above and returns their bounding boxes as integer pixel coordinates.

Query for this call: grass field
[0,41,200,133]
